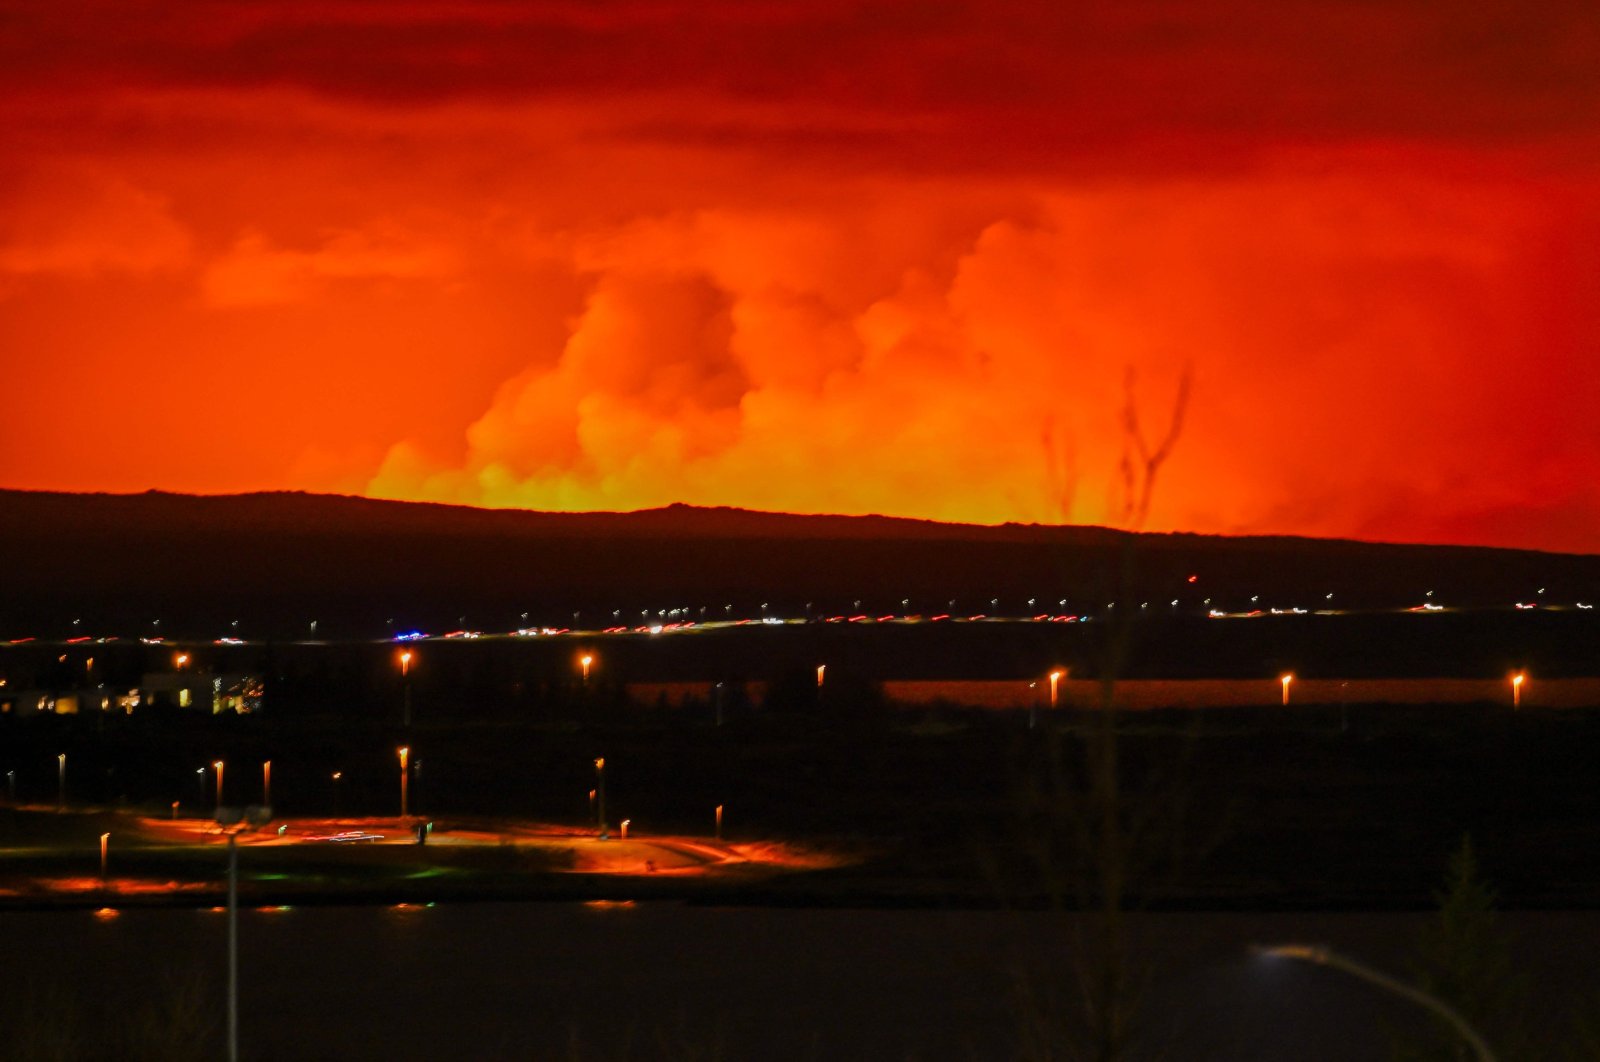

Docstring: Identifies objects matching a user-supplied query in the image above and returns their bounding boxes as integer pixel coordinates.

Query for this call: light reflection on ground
[1,812,850,901]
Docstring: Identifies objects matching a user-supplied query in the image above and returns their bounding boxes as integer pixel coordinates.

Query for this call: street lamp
[1253,944,1496,1061]
[398,651,414,728]
[261,760,271,808]
[213,760,225,812]
[715,804,723,842]
[100,832,109,881]
[1049,669,1065,709]
[815,664,826,687]
[594,758,608,840]
[1280,673,1294,707]
[175,652,189,671]
[57,753,65,809]
[1511,672,1525,709]
[331,771,342,816]
[398,747,409,819]
[579,653,594,684]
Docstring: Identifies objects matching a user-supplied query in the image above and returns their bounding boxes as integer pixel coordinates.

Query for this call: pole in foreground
[399,650,413,728]
[227,832,239,1062]
[398,747,409,819]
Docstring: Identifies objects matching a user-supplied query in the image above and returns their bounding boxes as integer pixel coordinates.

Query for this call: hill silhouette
[1,489,1595,640]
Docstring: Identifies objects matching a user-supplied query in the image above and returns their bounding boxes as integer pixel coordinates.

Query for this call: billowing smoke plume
[368,172,1597,547]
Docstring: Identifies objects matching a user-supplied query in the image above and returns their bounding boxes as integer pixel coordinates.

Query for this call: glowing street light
[331,771,343,816]
[1253,944,1495,1061]
[1280,673,1294,707]
[398,650,414,728]
[620,818,630,839]
[213,760,225,812]
[594,758,608,840]
[175,652,189,671]
[398,747,410,819]
[715,804,724,842]
[56,753,65,809]
[816,664,826,687]
[1049,669,1065,709]
[1512,672,1526,710]
[100,832,110,882]
[261,761,271,808]
[579,653,594,683]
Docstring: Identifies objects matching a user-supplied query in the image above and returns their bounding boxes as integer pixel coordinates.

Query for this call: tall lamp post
[579,653,594,685]
[213,760,225,812]
[261,760,271,808]
[1511,672,1525,710]
[1254,944,1496,1061]
[220,805,271,1062]
[1280,673,1294,707]
[227,831,239,1062]
[56,753,66,809]
[594,757,608,840]
[398,747,410,819]
[399,650,414,729]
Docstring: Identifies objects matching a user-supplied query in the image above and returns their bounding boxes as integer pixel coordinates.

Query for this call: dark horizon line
[1,484,1592,560]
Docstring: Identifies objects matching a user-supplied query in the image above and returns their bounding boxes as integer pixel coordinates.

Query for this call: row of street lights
[30,670,1540,818]
[1274,671,1529,709]
[391,649,1534,712]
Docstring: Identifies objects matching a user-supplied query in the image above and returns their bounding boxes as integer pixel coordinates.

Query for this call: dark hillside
[2,490,1595,640]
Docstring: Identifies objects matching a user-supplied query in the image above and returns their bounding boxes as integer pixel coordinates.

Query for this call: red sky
[2,0,1597,552]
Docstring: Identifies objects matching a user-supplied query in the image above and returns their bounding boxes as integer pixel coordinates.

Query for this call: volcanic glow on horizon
[2,1,1597,552]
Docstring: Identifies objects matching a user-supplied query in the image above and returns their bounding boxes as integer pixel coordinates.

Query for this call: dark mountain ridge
[2,489,1595,640]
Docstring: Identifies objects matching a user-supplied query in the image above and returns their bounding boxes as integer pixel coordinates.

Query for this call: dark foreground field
[4,698,1598,911]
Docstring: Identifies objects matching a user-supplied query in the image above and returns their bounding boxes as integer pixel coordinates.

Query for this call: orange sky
[2,1,1598,552]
